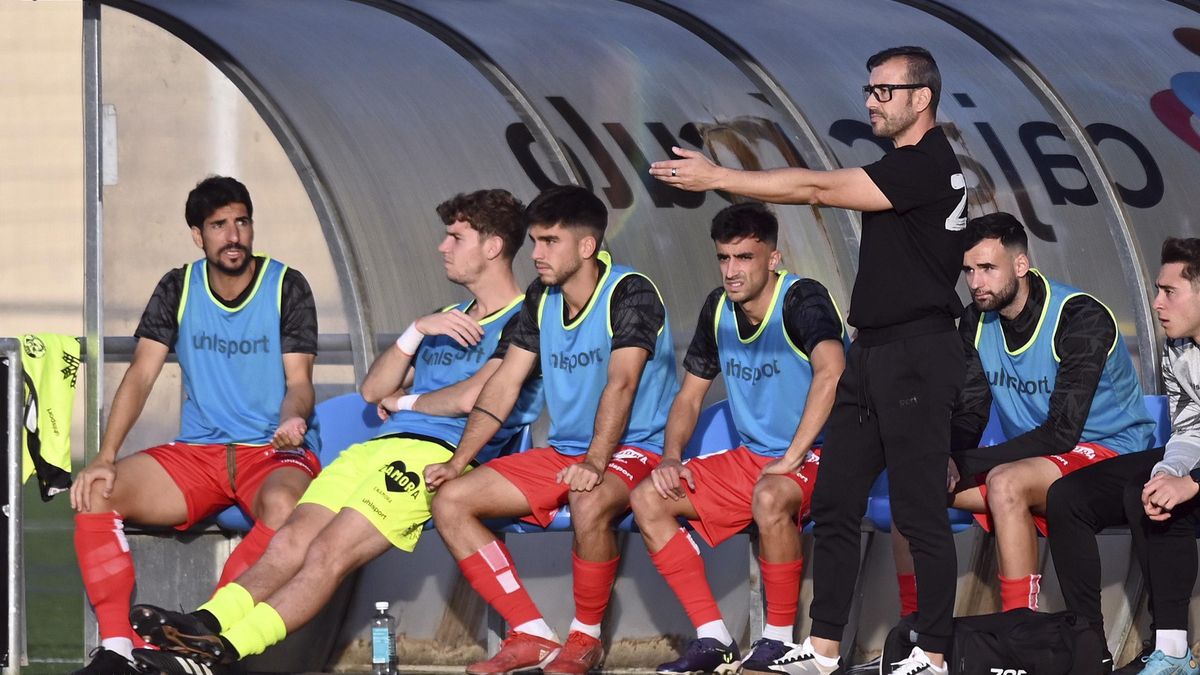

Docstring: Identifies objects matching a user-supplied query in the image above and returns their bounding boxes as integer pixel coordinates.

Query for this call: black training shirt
[853,126,967,334]
[953,271,1118,475]
[683,278,844,380]
[134,256,318,354]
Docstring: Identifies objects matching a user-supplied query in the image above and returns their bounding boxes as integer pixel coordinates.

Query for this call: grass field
[20,481,84,674]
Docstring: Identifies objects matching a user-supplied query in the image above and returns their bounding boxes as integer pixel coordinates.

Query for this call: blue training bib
[537,252,678,456]
[718,273,848,456]
[975,271,1153,455]
[380,296,543,462]
[175,257,319,451]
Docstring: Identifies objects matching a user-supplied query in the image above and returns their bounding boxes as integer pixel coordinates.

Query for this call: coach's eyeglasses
[862,83,928,102]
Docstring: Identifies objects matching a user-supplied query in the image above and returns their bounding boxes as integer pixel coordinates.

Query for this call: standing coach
[651,46,967,675]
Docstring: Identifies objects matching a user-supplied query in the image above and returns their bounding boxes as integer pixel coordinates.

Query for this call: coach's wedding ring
[671,168,678,177]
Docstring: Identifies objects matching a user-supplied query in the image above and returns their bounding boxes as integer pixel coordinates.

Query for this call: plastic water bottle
[371,601,396,675]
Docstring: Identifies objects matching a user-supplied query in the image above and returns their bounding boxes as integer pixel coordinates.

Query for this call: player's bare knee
[84,481,119,514]
[629,481,665,521]
[267,520,313,566]
[430,485,474,527]
[255,485,305,528]
[984,467,1025,513]
[568,490,622,531]
[751,483,793,528]
[302,532,351,577]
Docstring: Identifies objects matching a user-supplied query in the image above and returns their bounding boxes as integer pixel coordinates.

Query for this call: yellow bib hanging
[19,333,79,499]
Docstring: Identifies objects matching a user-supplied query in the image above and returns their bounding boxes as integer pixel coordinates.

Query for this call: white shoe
[767,637,842,675]
[883,647,946,675]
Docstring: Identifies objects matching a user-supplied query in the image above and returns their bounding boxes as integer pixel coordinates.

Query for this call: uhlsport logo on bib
[986,368,1052,395]
[549,347,605,373]
[422,345,486,367]
[191,331,271,358]
[725,358,783,384]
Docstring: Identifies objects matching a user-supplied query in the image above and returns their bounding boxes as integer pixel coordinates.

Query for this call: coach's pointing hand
[650,147,722,192]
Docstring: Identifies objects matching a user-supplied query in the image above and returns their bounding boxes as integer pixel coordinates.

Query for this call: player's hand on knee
[424,461,462,491]
[947,456,961,493]
[272,416,308,449]
[760,455,802,478]
[415,309,484,348]
[71,458,117,513]
[558,460,604,492]
[652,459,692,500]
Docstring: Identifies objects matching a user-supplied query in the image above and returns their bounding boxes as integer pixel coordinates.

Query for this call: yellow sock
[222,603,287,658]
[199,583,256,632]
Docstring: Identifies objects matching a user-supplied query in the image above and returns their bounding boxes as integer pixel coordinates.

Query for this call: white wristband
[396,322,423,355]
[397,394,420,412]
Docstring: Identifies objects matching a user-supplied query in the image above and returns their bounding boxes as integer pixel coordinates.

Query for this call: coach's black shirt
[853,126,967,338]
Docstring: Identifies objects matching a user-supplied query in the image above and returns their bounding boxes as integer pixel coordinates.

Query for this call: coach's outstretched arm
[650,147,892,212]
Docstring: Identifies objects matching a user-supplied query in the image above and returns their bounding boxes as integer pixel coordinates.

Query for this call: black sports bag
[884,609,1107,675]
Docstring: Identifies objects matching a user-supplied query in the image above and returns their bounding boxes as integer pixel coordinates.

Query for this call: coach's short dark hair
[866,46,941,114]
[965,212,1028,253]
[436,189,527,259]
[1162,237,1200,286]
[710,202,778,248]
[185,176,252,229]
[524,185,607,245]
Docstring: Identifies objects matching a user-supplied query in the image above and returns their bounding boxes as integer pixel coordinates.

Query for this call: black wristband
[1188,467,1200,485]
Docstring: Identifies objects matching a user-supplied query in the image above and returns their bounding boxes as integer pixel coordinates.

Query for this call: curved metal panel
[909,0,1159,390]
[940,0,1200,385]
[667,0,1155,387]
[104,0,375,377]
[355,0,580,189]
[619,0,862,281]
[400,0,857,368]
[110,0,559,369]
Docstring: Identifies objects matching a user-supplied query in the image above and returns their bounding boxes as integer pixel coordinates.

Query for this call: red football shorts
[485,445,660,527]
[143,441,320,529]
[683,446,821,547]
[973,441,1118,535]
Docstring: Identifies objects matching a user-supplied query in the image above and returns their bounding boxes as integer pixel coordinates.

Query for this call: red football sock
[75,512,136,640]
[216,521,275,590]
[459,540,543,627]
[999,573,1041,612]
[650,529,722,628]
[897,573,918,617]
[572,552,619,626]
[760,557,804,628]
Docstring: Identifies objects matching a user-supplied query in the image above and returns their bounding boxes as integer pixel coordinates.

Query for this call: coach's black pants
[1048,447,1200,633]
[808,329,964,655]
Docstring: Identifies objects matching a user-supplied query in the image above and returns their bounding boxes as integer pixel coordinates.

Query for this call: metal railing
[3,338,27,675]
[2,331,379,675]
